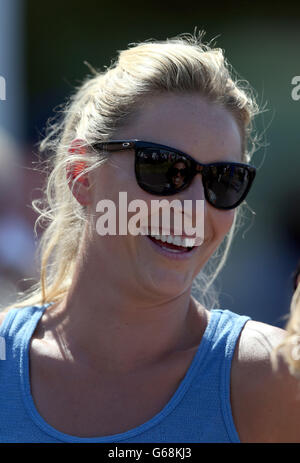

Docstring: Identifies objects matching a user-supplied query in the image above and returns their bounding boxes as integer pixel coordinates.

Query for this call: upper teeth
[150,234,195,248]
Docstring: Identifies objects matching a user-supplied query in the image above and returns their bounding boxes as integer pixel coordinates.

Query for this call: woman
[0,32,299,443]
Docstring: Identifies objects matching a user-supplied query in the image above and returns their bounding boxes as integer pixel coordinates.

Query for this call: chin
[145,266,195,297]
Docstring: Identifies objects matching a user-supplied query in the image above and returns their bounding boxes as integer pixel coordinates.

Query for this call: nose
[183,173,205,202]
[171,173,206,244]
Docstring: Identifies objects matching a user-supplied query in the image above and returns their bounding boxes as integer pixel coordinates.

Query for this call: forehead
[118,93,243,163]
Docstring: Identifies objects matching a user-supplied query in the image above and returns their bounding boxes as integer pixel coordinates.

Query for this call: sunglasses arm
[92,140,136,153]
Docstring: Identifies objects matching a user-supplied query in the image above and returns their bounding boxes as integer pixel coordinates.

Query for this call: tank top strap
[186,308,251,442]
[209,309,251,356]
[214,309,251,440]
[0,305,50,359]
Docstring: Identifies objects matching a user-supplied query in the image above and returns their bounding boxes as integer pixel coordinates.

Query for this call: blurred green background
[0,0,299,325]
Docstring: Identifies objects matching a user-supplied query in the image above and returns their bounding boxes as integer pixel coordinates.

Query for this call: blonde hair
[5,31,261,311]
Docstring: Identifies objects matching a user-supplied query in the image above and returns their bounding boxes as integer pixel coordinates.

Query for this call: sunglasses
[92,140,256,210]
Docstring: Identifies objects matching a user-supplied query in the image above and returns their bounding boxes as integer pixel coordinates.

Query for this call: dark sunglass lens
[203,164,252,209]
[135,148,191,195]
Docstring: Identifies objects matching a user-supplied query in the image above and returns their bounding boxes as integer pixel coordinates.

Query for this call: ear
[66,139,91,206]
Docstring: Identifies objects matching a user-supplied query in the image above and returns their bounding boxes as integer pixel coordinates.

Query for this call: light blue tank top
[0,304,250,443]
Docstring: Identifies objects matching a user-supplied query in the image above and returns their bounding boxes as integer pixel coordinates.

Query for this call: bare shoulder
[237,319,287,362]
[231,319,300,443]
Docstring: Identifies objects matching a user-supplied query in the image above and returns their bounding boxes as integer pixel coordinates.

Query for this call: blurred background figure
[0,0,37,309]
[0,127,36,309]
[273,259,300,377]
[294,261,300,290]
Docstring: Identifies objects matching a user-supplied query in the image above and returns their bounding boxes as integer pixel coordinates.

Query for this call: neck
[48,245,206,374]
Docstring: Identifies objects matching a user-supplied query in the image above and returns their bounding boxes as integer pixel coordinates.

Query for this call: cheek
[90,158,137,204]
[89,161,153,237]
[207,208,236,243]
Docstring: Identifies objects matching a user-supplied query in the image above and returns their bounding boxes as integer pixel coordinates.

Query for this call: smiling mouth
[147,234,196,253]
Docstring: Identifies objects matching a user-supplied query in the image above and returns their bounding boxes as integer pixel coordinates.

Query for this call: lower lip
[144,235,199,261]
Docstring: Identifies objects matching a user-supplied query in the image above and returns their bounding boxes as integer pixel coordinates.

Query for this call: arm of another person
[231,319,300,443]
